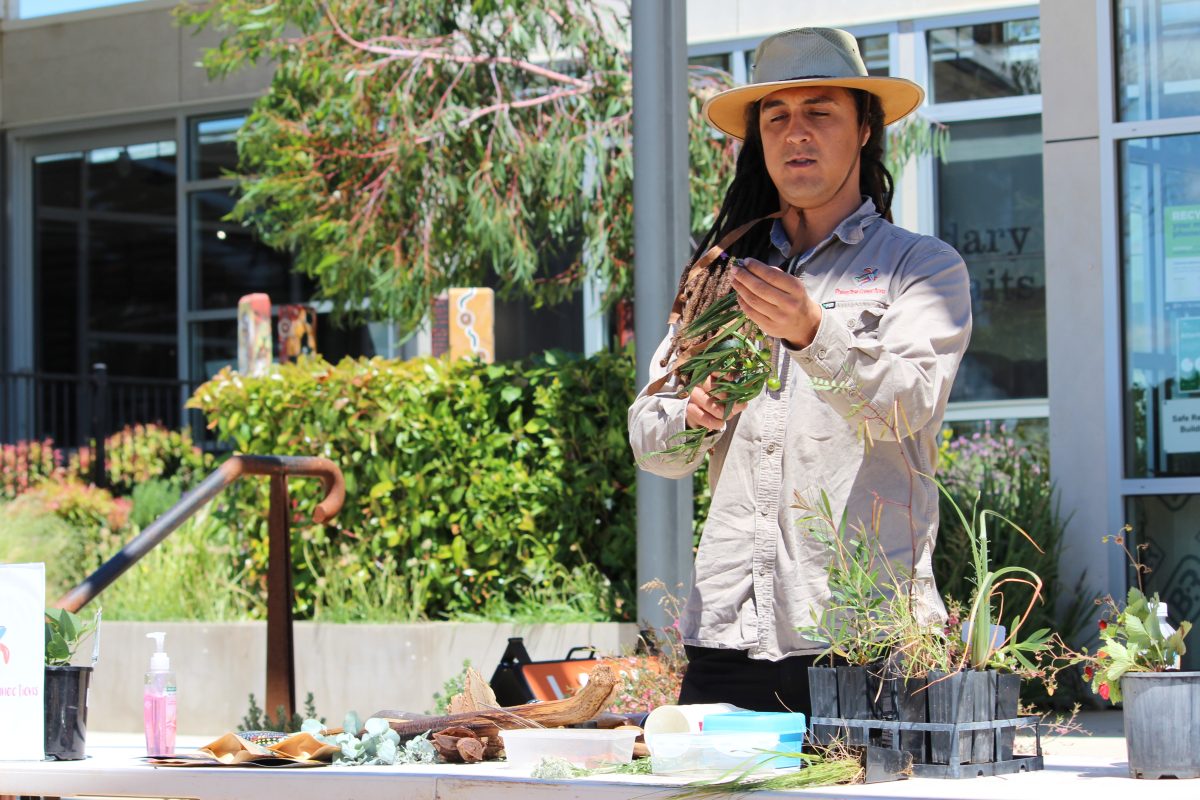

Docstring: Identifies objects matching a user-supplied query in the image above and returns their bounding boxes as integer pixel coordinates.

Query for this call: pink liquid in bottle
[143,632,176,756]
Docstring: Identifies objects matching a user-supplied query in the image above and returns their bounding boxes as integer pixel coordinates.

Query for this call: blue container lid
[701,711,807,735]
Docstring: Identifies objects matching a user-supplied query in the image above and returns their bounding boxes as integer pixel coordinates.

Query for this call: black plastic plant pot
[1122,671,1200,779]
[44,665,93,761]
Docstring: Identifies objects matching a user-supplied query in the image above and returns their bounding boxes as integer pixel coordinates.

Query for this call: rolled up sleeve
[628,327,725,478]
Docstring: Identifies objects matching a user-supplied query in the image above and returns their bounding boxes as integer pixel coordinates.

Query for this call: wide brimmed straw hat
[702,28,924,139]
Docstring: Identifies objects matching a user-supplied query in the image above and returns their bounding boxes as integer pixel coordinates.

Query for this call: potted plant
[799,483,1051,775]
[1068,529,1196,780]
[44,607,99,760]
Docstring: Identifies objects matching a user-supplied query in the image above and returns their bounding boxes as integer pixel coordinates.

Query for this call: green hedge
[188,351,638,619]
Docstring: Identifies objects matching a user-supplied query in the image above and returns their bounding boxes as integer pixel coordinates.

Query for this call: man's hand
[686,373,748,431]
[731,258,823,349]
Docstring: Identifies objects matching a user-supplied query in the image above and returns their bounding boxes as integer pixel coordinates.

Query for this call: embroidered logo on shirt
[853,267,880,285]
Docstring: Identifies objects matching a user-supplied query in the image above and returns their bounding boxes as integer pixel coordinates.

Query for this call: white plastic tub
[499,728,638,770]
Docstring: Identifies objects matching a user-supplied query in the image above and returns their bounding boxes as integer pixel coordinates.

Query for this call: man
[628,28,972,716]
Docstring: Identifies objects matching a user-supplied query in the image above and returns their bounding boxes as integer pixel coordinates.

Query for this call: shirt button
[759,509,768,517]
[847,318,856,328]
[766,442,776,454]
[757,566,768,576]
[817,348,828,359]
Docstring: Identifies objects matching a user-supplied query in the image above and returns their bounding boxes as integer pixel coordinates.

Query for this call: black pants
[677,645,832,718]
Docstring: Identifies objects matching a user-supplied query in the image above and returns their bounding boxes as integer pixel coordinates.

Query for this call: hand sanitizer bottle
[143,632,177,756]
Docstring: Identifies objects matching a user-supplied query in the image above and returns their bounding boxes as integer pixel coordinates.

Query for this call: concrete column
[632,0,694,630]
[1040,1,1121,617]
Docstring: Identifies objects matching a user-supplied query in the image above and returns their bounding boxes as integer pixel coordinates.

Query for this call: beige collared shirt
[628,199,972,660]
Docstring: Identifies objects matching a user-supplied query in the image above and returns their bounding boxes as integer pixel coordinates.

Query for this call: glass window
[35,219,79,374]
[18,0,148,18]
[1117,0,1200,121]
[938,115,1045,402]
[1126,495,1200,670]
[688,53,730,72]
[87,140,176,215]
[1121,132,1200,478]
[192,116,244,181]
[927,18,1041,102]
[189,189,302,310]
[190,320,238,382]
[858,34,890,77]
[34,153,82,209]
[34,141,178,379]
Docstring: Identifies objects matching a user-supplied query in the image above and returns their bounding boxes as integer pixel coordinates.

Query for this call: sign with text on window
[1161,397,1200,453]
[1165,205,1200,304]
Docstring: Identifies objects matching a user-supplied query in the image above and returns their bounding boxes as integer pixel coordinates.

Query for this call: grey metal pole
[632,0,694,630]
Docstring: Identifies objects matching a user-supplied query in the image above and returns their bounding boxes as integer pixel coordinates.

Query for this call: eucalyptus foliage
[177,2,945,335]
[177,0,735,332]
[303,713,436,766]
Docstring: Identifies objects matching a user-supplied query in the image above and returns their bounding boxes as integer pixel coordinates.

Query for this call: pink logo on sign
[0,626,10,665]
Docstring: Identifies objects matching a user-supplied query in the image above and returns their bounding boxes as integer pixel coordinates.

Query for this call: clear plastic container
[645,731,784,776]
[499,728,638,769]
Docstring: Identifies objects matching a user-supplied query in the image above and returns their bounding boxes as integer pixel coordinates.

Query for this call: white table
[2,742,1198,800]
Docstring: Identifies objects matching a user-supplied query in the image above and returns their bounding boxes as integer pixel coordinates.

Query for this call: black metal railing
[0,365,199,480]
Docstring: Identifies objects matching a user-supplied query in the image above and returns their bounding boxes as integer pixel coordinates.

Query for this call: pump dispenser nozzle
[146,631,170,672]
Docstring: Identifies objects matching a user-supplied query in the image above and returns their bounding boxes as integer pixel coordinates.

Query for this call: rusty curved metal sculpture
[56,454,345,719]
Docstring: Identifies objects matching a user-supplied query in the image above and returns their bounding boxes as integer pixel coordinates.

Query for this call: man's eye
[769,115,786,123]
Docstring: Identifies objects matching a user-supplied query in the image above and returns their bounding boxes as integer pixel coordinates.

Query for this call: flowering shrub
[69,424,213,496]
[607,582,687,714]
[5,479,132,594]
[1,438,65,500]
[12,479,132,537]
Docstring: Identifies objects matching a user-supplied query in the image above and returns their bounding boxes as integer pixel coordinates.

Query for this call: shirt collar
[768,197,881,259]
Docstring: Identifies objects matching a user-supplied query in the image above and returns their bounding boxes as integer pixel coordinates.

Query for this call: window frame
[1101,0,1200,509]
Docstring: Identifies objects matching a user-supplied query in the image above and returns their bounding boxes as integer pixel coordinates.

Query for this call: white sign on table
[0,562,45,760]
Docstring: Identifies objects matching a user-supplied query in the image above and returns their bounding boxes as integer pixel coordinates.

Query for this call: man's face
[758,86,867,213]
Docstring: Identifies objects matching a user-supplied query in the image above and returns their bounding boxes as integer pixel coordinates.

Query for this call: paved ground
[1032,709,1125,758]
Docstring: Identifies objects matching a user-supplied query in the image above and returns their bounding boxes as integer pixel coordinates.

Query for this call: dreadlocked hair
[853,90,894,222]
[661,102,776,369]
[661,89,895,371]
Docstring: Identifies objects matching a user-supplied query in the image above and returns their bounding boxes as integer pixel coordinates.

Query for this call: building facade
[1,0,1197,664]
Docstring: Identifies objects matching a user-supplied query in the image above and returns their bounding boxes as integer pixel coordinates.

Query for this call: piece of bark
[370,662,620,743]
[456,737,485,763]
[432,726,483,763]
[448,667,498,715]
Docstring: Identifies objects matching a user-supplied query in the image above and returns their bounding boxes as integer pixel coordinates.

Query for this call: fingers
[731,259,799,311]
[731,258,822,346]
[686,379,744,431]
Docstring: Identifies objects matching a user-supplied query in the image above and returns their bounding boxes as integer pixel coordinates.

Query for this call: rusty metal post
[266,473,297,722]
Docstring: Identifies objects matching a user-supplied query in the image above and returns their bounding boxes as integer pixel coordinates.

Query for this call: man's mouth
[785,156,816,167]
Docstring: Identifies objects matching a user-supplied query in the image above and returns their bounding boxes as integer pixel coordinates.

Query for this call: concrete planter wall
[84,621,639,735]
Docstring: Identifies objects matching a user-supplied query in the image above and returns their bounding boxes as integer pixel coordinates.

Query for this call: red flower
[1098,620,1108,631]
[1083,666,1094,681]
[1098,682,1110,701]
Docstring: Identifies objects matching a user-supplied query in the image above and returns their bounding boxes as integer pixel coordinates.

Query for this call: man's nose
[784,117,812,144]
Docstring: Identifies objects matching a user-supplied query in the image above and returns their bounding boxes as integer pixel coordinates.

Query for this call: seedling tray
[809,715,1044,779]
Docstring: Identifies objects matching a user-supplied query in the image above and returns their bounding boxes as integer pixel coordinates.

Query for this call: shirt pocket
[829,299,889,336]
